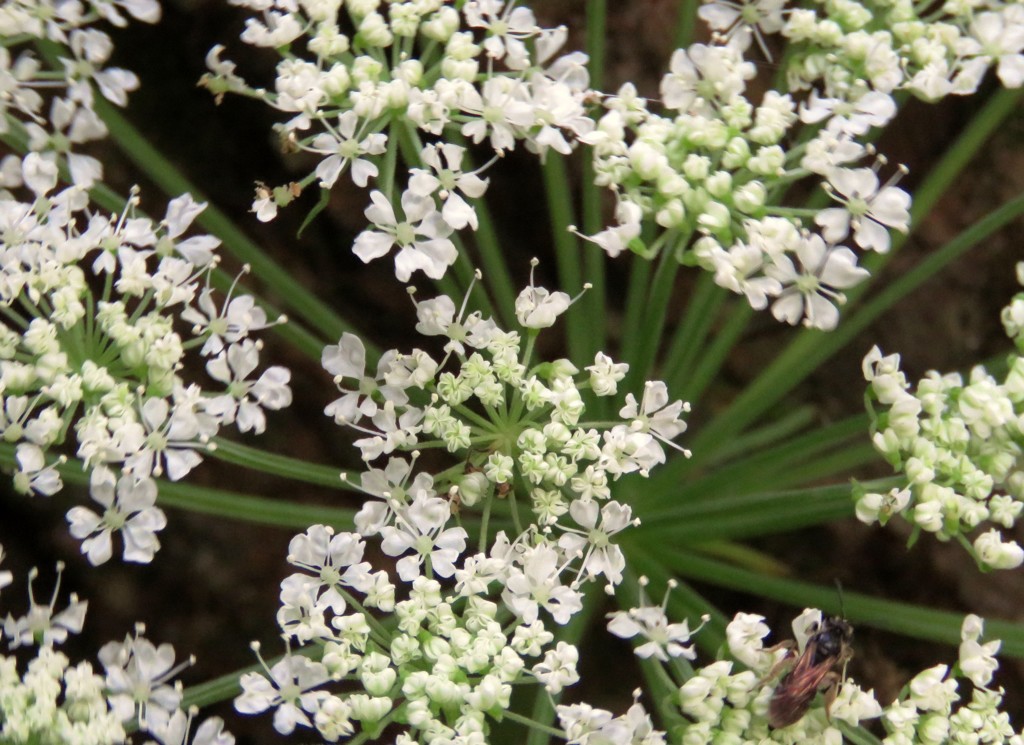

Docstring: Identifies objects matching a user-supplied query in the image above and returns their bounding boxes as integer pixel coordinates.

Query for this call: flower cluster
[0,160,291,565]
[324,273,687,580]
[858,263,1024,570]
[581,0,1023,329]
[879,615,1019,745]
[237,525,584,742]
[0,0,160,190]
[204,0,595,280]
[235,272,692,742]
[0,549,232,745]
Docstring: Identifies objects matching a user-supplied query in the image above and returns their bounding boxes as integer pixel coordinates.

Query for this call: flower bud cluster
[859,264,1024,570]
[0,164,291,565]
[238,524,583,742]
[580,0,1021,330]
[323,277,688,584]
[776,0,1024,102]
[0,548,232,745]
[579,35,910,331]
[880,615,1019,745]
[241,271,690,740]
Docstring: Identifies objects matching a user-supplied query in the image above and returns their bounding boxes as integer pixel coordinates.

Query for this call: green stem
[624,251,680,392]
[543,155,585,361]
[504,710,565,739]
[209,438,350,489]
[0,444,356,529]
[92,97,360,349]
[677,302,752,404]
[665,550,1024,657]
[674,0,701,49]
[660,272,726,391]
[620,253,652,364]
[578,0,609,388]
[633,480,898,544]
[623,545,728,655]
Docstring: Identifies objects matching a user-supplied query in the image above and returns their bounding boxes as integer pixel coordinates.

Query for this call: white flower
[725,612,771,669]
[181,284,273,357]
[960,11,1024,89]
[515,284,571,329]
[66,468,167,565]
[503,542,583,625]
[583,199,642,258]
[619,381,689,454]
[464,0,540,70]
[308,111,386,188]
[284,526,374,614]
[121,396,207,481]
[235,651,330,735]
[205,340,293,434]
[908,664,958,712]
[407,143,489,230]
[828,680,882,725]
[557,499,634,585]
[352,190,457,282]
[766,235,870,330]
[698,0,786,59]
[958,614,1001,688]
[2,564,87,648]
[379,494,468,581]
[817,167,911,253]
[855,486,911,525]
[973,529,1024,570]
[99,631,185,724]
[585,352,629,397]
[459,76,535,153]
[12,443,63,496]
[660,44,756,115]
[799,90,897,136]
[532,641,580,693]
[607,594,698,661]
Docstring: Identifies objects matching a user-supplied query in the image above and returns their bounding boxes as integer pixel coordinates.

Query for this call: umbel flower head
[0,162,291,566]
[324,271,688,553]
[858,262,1024,571]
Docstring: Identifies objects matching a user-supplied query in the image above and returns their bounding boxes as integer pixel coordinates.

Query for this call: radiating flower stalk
[1,0,1024,743]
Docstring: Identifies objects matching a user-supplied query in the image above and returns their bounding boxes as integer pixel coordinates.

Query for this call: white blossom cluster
[0,1,294,566]
[583,0,1022,329]
[0,162,292,565]
[203,0,594,280]
[0,0,161,190]
[233,273,691,742]
[236,523,594,742]
[858,263,1024,571]
[0,548,233,745]
[609,599,1021,745]
[206,0,1023,330]
[323,273,688,572]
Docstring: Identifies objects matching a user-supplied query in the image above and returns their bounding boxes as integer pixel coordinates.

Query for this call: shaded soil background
[1,0,1023,742]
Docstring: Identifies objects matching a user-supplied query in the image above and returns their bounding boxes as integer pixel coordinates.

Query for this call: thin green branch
[209,438,352,489]
[93,97,361,351]
[665,550,1024,658]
